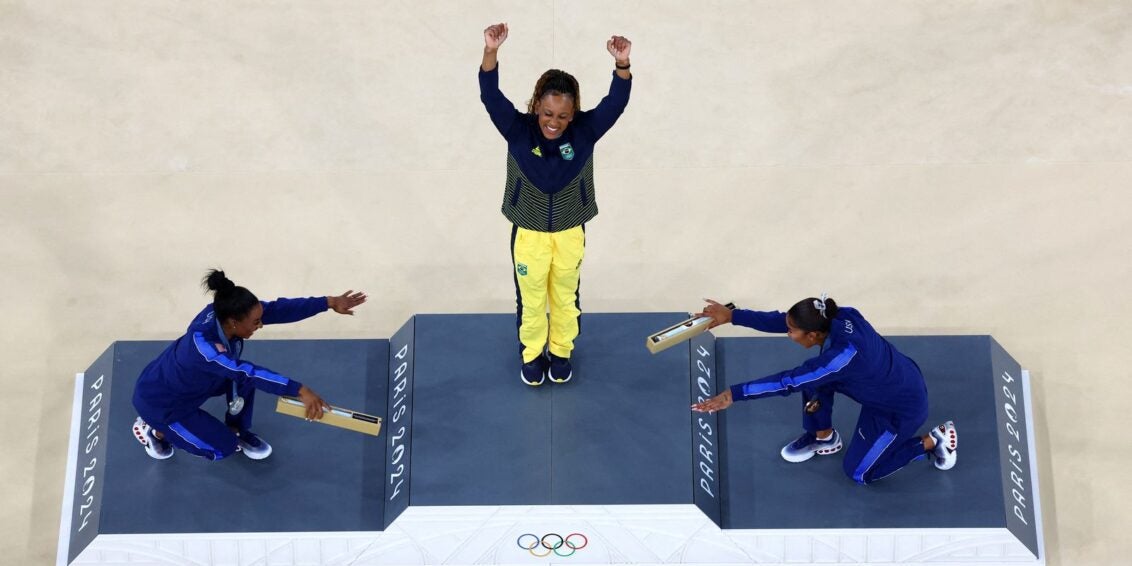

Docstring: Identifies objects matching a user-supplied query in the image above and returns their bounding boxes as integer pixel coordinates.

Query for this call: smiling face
[225,303,264,340]
[786,314,827,349]
[535,93,575,140]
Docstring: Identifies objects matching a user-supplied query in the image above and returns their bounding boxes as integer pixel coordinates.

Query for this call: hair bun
[202,269,236,293]
[824,297,840,319]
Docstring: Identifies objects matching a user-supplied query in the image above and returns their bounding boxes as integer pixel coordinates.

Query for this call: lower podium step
[60,316,1043,565]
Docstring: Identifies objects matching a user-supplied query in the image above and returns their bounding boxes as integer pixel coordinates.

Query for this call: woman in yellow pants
[479,23,632,386]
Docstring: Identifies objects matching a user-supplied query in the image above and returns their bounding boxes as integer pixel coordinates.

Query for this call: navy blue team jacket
[478,66,631,193]
[728,307,928,419]
[132,297,329,424]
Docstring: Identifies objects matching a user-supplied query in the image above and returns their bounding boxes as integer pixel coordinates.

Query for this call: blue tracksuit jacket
[728,307,928,419]
[132,297,329,425]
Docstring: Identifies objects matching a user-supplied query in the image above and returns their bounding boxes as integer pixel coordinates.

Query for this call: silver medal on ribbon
[227,382,245,415]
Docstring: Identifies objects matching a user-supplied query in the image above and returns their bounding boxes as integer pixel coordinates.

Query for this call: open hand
[484,23,509,51]
[691,389,733,414]
[328,290,367,315]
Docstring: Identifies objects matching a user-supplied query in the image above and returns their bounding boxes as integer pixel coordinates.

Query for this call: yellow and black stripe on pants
[510,225,585,363]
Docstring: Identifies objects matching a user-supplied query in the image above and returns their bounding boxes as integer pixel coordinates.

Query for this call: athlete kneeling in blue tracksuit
[691,296,957,484]
[131,269,367,461]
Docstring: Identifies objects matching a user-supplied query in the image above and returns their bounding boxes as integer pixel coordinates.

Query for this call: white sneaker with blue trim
[780,430,842,463]
[237,430,273,460]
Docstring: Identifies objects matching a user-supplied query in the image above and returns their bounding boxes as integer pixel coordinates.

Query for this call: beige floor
[3,1,1130,564]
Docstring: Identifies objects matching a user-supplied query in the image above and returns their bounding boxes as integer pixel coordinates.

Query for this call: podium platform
[409,313,696,506]
[60,314,1044,565]
[721,335,1010,529]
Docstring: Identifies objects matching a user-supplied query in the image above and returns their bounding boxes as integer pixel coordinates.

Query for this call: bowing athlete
[692,296,957,484]
[130,269,366,461]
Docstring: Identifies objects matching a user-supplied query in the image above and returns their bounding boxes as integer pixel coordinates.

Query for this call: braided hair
[527,69,581,114]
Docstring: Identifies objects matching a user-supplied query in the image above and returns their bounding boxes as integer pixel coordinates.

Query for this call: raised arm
[479,22,523,137]
[481,22,507,72]
[608,35,632,81]
[579,35,633,141]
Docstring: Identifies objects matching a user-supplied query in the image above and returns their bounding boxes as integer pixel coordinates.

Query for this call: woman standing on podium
[691,296,958,484]
[479,22,633,387]
[130,269,366,461]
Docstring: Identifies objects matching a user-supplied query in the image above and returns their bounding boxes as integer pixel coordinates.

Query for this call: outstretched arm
[697,299,788,333]
[732,309,789,333]
[296,384,329,420]
[192,338,331,420]
[691,388,733,414]
[260,291,367,324]
[260,297,329,325]
[327,290,367,315]
[731,342,858,401]
[696,298,734,329]
[191,332,303,397]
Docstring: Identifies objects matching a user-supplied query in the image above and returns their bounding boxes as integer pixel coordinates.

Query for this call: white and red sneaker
[929,420,957,470]
[132,417,174,460]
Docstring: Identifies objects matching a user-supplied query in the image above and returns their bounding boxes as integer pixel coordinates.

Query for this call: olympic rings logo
[516,533,588,557]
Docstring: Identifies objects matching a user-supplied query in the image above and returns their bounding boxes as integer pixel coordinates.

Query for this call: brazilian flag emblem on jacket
[516,263,528,276]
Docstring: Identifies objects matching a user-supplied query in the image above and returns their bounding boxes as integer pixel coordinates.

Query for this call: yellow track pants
[511,225,585,363]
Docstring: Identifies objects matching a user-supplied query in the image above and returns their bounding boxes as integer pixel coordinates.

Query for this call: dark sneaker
[547,353,573,383]
[929,420,958,470]
[780,430,842,463]
[521,356,547,386]
[237,430,273,460]
[132,417,173,460]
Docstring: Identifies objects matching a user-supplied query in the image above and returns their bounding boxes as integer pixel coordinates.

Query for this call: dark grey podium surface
[63,317,1040,564]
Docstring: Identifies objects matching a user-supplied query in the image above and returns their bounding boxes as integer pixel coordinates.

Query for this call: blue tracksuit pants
[802,387,930,484]
[137,379,257,461]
